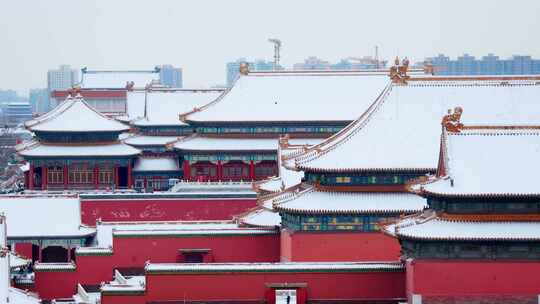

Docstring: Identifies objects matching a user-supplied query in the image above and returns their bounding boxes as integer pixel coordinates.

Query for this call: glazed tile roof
[185,71,390,123]
[239,208,281,228]
[289,76,540,173]
[271,185,427,215]
[421,128,540,197]
[24,94,129,133]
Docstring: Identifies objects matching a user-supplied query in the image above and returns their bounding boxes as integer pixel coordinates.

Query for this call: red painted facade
[111,233,279,267]
[80,198,258,226]
[406,259,540,303]
[51,90,127,99]
[280,229,401,262]
[36,232,279,298]
[101,271,406,304]
[34,269,79,300]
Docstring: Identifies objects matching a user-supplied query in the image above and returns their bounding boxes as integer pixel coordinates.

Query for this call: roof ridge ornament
[389,56,410,84]
[239,62,249,76]
[442,107,464,133]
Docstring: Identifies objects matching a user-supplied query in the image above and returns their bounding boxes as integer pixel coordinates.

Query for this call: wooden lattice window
[47,166,63,184]
[99,165,113,184]
[69,165,93,184]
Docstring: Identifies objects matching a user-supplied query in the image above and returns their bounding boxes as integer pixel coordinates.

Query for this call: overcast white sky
[1,0,540,93]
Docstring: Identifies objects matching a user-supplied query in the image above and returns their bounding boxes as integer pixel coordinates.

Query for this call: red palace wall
[111,233,280,267]
[67,233,280,295]
[406,259,540,303]
[280,229,401,262]
[34,269,79,300]
[80,198,258,226]
[101,271,406,304]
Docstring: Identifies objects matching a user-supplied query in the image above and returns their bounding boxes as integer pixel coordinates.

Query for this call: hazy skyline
[2,0,540,94]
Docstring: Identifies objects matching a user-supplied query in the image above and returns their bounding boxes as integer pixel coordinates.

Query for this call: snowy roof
[101,272,145,294]
[174,136,317,152]
[33,262,76,271]
[186,71,390,123]
[130,89,223,126]
[10,253,30,268]
[81,70,159,89]
[291,77,540,173]
[391,216,540,241]
[7,288,40,304]
[133,157,179,172]
[421,128,540,197]
[124,135,182,147]
[94,221,252,248]
[0,196,95,238]
[17,140,140,157]
[114,227,276,237]
[145,261,404,273]
[272,186,427,215]
[24,94,129,133]
[257,139,323,193]
[170,181,256,195]
[238,200,281,228]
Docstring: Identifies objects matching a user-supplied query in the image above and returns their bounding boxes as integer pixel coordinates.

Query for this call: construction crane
[268,38,282,70]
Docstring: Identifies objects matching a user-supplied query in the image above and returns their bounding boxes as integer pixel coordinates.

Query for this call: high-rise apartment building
[159,65,183,88]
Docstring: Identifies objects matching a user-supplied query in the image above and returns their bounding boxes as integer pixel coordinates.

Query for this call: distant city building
[293,56,387,71]
[0,90,19,103]
[226,58,278,86]
[426,53,540,75]
[3,102,32,127]
[47,65,78,110]
[29,88,49,114]
[159,65,183,88]
[47,65,78,91]
[293,56,331,70]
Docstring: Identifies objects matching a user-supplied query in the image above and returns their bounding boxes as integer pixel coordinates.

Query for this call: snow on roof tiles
[95,221,245,248]
[133,157,180,172]
[292,77,540,172]
[81,70,159,89]
[0,196,94,238]
[272,186,427,215]
[421,128,540,197]
[130,89,223,126]
[17,140,140,157]
[240,208,281,228]
[25,94,129,133]
[186,71,390,123]
[392,217,540,241]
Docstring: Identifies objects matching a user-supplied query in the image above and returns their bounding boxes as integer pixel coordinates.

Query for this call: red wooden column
[28,164,34,190]
[42,166,48,190]
[67,246,71,262]
[94,166,99,190]
[249,161,255,181]
[114,165,119,188]
[182,160,191,181]
[38,247,42,262]
[217,161,223,181]
[127,161,133,188]
[63,165,68,189]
